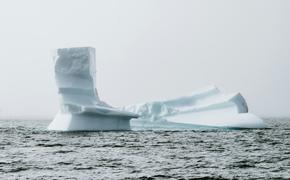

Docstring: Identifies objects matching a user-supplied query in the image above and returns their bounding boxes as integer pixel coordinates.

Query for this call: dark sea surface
[0,118,289,180]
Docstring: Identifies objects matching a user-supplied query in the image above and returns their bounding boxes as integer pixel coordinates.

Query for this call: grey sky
[0,0,289,118]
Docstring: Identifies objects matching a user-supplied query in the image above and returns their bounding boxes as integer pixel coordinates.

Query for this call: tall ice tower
[48,47,138,131]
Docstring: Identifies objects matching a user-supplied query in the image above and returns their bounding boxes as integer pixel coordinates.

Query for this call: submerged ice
[48,47,266,131]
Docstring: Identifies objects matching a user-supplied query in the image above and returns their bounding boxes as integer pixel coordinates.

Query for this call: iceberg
[123,86,267,129]
[48,47,138,131]
[48,46,266,131]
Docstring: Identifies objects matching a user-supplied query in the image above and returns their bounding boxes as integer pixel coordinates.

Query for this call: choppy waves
[0,118,289,179]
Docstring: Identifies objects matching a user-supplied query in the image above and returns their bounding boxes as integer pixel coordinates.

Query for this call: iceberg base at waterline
[165,113,265,129]
[48,112,133,131]
[130,113,266,130]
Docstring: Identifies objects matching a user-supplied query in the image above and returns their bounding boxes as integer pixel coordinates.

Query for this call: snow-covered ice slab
[123,86,267,129]
[48,47,138,131]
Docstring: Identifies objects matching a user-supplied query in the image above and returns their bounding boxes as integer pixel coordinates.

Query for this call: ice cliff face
[48,47,138,131]
[123,86,267,129]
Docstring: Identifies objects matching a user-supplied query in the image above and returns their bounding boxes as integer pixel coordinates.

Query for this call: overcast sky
[0,0,289,118]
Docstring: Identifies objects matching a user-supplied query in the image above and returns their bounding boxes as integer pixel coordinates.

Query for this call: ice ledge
[48,112,132,131]
[123,86,267,129]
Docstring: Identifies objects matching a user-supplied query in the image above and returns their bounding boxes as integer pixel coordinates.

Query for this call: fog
[0,0,289,118]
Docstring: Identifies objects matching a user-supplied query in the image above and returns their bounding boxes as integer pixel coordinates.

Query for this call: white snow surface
[123,86,267,129]
[48,47,138,131]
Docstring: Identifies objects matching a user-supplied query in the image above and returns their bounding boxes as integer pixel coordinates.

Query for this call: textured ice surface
[48,47,138,131]
[124,86,267,129]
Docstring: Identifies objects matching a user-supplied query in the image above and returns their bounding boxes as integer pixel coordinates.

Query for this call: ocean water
[0,118,289,180]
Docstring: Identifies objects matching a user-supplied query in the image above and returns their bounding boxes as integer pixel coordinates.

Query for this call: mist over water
[0,118,289,179]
